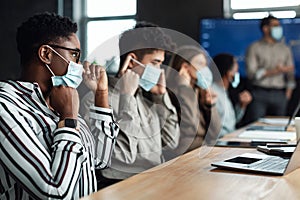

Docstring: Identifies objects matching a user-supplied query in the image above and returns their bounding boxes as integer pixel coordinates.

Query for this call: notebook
[211,140,300,175]
[246,101,300,131]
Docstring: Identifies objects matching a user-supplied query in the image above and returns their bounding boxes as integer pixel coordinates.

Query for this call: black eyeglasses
[48,44,81,63]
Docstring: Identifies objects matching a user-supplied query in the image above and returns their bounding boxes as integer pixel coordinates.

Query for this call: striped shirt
[0,81,119,199]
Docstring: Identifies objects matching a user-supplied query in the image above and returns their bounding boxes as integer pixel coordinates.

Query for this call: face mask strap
[45,45,69,64]
[45,63,55,76]
[131,57,146,68]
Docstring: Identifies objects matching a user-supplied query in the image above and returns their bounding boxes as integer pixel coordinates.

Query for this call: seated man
[0,12,119,199]
[81,22,180,188]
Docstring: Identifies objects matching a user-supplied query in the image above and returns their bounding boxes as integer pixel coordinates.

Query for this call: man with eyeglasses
[0,12,119,199]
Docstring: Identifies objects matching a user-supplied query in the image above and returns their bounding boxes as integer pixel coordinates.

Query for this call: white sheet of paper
[258,118,295,126]
[238,130,296,141]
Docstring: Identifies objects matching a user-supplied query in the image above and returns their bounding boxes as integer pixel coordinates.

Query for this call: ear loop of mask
[131,57,146,68]
[45,63,55,77]
[45,45,70,65]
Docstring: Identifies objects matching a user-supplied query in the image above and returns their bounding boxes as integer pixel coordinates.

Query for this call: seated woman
[212,53,252,137]
[165,45,221,159]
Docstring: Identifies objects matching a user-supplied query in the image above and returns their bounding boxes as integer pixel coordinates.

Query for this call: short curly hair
[16,12,77,65]
[118,21,176,74]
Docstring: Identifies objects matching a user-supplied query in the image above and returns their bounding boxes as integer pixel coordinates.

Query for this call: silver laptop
[246,100,300,132]
[211,140,300,175]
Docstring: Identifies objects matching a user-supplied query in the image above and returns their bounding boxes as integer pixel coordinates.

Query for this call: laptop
[211,140,300,175]
[246,101,300,131]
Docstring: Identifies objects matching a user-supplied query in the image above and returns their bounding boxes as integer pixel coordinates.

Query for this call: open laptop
[211,140,300,175]
[246,101,300,131]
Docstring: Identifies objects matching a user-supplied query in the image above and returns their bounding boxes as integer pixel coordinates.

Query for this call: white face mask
[45,45,83,88]
[131,58,161,91]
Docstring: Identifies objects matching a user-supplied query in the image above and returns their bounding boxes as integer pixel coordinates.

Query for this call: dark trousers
[243,87,287,124]
[95,169,122,190]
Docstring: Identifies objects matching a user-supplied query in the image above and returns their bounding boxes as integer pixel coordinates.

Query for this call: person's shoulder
[277,42,291,49]
[249,40,264,47]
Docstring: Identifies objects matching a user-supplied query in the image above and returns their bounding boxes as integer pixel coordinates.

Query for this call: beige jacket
[165,70,221,160]
[80,76,180,179]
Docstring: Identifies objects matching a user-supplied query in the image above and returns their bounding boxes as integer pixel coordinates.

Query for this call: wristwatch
[58,118,80,130]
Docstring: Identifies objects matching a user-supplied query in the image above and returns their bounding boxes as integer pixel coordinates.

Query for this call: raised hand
[83,61,108,93]
[120,69,140,96]
[200,88,218,106]
[50,86,79,120]
[150,69,166,95]
[239,90,252,108]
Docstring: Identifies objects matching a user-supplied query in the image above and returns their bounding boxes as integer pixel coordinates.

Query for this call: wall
[137,0,223,43]
[1,0,222,79]
[0,1,57,80]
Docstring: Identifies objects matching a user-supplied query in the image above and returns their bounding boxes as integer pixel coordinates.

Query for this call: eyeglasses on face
[48,44,81,63]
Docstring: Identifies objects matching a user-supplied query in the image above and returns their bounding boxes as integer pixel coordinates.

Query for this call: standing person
[0,12,119,199]
[80,22,180,188]
[244,15,295,124]
[212,53,252,137]
[165,45,220,159]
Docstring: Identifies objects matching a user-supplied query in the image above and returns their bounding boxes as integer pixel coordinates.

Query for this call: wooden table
[81,145,300,200]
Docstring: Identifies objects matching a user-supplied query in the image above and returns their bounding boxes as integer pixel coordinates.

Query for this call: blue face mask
[271,26,283,41]
[131,58,161,91]
[196,66,213,89]
[231,72,240,88]
[45,46,83,88]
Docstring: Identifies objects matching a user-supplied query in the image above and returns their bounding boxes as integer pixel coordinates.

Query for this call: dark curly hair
[118,21,176,74]
[16,12,77,65]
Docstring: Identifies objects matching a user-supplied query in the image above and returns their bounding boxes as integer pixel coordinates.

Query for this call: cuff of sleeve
[53,128,82,144]
[89,105,114,122]
[287,82,296,89]
[255,69,266,80]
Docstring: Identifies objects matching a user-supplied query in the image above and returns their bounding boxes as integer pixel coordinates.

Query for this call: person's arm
[170,85,200,154]
[112,93,140,163]
[245,44,279,80]
[235,90,252,122]
[152,92,180,150]
[285,48,296,99]
[82,62,119,168]
[103,68,141,164]
[0,105,92,199]
[245,44,260,80]
[89,105,119,169]
[151,69,179,150]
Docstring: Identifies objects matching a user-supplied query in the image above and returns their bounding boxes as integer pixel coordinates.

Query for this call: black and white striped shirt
[0,81,119,199]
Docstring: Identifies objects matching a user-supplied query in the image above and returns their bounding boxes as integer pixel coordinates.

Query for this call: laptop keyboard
[248,157,289,171]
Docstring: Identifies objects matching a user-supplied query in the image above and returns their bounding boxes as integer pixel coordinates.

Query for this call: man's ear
[262,25,269,35]
[127,53,137,68]
[38,45,52,64]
